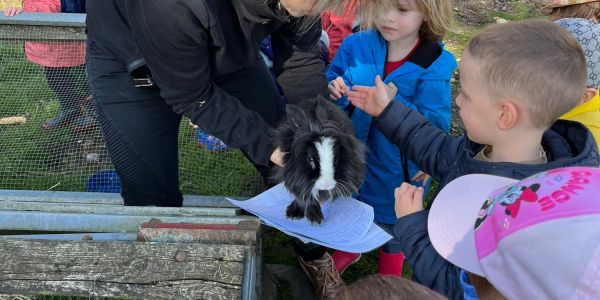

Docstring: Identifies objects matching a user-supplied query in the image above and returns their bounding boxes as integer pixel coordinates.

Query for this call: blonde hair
[544,2,600,21]
[360,0,453,41]
[465,20,587,128]
[336,274,447,300]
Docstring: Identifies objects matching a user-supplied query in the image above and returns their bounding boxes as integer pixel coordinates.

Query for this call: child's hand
[347,75,392,117]
[411,171,431,187]
[328,77,349,100]
[3,7,23,17]
[394,182,424,219]
[385,81,398,100]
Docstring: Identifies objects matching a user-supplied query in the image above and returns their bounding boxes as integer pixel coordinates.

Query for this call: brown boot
[298,252,345,300]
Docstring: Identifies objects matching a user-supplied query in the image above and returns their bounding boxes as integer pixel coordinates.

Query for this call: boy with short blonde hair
[347,19,600,299]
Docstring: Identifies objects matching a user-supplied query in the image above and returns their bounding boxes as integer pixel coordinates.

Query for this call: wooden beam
[0,239,247,299]
[0,202,240,217]
[0,211,257,232]
[0,189,243,208]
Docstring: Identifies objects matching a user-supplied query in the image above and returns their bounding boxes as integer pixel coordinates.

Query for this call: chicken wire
[0,13,265,197]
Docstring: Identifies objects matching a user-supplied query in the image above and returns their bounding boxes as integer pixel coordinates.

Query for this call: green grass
[0,41,259,196]
[485,0,542,22]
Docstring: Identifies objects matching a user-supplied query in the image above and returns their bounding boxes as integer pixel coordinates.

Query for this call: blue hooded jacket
[61,0,85,13]
[326,30,457,223]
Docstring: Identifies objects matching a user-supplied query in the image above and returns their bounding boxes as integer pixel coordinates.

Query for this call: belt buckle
[133,77,154,88]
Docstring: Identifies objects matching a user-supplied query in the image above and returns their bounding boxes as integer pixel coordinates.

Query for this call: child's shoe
[42,108,80,130]
[331,250,361,274]
[378,249,405,276]
[297,252,345,300]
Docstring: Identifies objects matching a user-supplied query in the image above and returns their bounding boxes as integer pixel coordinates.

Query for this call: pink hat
[428,167,600,299]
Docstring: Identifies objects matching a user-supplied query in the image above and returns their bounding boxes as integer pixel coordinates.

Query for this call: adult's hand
[270,148,284,166]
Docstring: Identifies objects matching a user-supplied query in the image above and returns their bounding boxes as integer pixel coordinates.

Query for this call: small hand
[394,182,424,219]
[3,7,23,17]
[270,147,284,167]
[385,81,398,100]
[347,75,392,117]
[411,171,431,187]
[328,77,349,100]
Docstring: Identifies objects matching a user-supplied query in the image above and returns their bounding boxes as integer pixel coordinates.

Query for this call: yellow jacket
[560,90,600,149]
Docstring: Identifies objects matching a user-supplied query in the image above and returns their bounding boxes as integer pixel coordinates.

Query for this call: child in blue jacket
[326,0,457,276]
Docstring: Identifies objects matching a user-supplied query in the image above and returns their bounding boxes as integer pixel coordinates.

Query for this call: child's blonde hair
[544,2,600,21]
[465,20,587,129]
[361,0,452,41]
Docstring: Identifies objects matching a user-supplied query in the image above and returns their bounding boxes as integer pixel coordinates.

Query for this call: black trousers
[86,41,282,207]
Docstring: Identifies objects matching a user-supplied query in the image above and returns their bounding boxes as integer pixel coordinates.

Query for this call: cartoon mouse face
[474,183,541,230]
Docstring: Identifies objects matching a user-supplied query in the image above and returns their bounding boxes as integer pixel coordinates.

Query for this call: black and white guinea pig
[272,96,366,224]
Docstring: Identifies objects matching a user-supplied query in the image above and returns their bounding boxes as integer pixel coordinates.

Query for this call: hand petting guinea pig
[272,96,366,224]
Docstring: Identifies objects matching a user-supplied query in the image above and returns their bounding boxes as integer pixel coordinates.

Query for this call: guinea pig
[272,96,366,224]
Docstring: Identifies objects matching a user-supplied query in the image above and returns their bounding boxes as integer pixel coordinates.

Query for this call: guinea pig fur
[272,96,366,224]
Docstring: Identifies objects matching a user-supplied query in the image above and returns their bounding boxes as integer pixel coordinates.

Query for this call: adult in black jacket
[86,0,354,207]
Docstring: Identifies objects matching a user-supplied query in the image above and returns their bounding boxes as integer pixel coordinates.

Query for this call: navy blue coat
[61,0,85,13]
[376,100,600,299]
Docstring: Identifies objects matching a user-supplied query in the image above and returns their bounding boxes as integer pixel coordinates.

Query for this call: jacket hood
[463,120,599,180]
[359,30,457,81]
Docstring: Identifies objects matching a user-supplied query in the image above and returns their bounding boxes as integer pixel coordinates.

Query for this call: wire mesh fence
[0,13,265,197]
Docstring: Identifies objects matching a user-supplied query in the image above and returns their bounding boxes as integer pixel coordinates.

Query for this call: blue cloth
[86,170,121,193]
[460,270,479,300]
[61,0,86,13]
[326,30,457,224]
[375,222,403,253]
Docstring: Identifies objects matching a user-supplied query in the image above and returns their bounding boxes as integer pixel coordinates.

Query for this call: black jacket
[86,0,329,166]
[375,100,600,299]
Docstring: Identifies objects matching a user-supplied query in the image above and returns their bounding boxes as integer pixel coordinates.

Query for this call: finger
[329,85,342,99]
[375,75,386,90]
[421,174,431,186]
[346,90,365,99]
[351,85,373,93]
[414,187,425,203]
[411,171,424,182]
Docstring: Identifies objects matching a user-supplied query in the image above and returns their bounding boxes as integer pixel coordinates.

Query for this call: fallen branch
[0,116,27,125]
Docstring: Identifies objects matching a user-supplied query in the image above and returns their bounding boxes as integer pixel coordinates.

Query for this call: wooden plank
[0,12,86,27]
[0,211,257,232]
[0,202,240,217]
[0,189,244,208]
[0,232,137,241]
[138,228,258,245]
[0,281,241,300]
[0,239,247,299]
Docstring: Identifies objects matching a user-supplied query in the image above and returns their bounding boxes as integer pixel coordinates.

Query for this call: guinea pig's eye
[309,157,316,170]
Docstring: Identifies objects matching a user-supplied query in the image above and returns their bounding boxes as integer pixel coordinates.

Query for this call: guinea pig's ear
[314,100,329,123]
[286,104,307,129]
